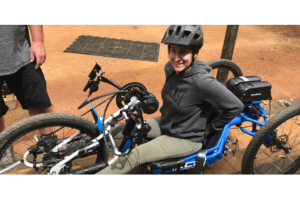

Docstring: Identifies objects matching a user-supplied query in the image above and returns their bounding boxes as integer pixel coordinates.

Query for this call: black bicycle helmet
[161,25,204,54]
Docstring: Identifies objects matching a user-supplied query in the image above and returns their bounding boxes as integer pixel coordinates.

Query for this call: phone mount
[83,63,102,96]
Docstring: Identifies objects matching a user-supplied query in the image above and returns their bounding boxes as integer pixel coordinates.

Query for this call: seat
[144,107,223,174]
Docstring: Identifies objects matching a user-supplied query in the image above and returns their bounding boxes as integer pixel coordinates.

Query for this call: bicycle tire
[0,113,108,174]
[242,103,300,174]
[207,59,243,82]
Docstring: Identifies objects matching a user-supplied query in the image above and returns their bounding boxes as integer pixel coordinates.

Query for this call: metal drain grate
[64,35,160,62]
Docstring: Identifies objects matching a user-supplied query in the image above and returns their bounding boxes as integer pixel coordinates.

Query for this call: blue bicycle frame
[90,98,269,174]
[146,101,269,174]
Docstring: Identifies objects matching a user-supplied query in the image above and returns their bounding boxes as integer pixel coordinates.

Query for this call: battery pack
[233,81,272,102]
[226,76,261,92]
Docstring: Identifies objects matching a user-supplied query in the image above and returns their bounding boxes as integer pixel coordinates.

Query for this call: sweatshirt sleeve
[195,72,244,133]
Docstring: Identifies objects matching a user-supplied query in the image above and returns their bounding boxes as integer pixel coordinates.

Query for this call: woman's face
[168,44,197,73]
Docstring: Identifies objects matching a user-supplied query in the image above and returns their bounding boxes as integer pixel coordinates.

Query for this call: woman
[97,25,244,174]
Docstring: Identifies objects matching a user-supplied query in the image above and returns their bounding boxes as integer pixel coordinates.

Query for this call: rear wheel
[207,59,243,83]
[242,103,300,174]
[0,113,108,174]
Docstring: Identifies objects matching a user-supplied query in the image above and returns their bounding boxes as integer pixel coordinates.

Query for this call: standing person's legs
[3,62,52,134]
[0,117,4,133]
[97,135,202,174]
[0,78,10,133]
[28,107,52,116]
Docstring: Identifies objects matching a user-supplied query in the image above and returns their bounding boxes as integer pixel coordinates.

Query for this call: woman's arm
[197,73,244,134]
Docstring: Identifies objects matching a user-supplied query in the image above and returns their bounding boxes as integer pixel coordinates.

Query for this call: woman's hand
[205,129,210,137]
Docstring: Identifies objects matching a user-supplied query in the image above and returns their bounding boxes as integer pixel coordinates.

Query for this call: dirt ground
[3,25,300,129]
[2,25,300,175]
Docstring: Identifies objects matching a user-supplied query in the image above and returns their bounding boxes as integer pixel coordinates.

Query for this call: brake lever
[83,80,93,92]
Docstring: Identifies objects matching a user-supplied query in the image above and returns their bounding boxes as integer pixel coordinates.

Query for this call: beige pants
[97,117,203,174]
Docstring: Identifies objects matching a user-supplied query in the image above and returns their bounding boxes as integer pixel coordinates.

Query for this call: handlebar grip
[118,117,136,152]
[83,80,92,92]
[121,117,136,137]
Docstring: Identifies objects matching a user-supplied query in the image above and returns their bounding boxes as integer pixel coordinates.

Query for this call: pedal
[227,137,238,145]
[223,148,236,156]
[223,138,238,156]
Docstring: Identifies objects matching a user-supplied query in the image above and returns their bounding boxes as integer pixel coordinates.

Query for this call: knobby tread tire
[0,113,96,142]
[242,103,300,174]
[0,113,108,174]
[207,59,243,77]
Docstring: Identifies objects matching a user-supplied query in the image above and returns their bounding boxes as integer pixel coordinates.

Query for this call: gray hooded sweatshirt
[159,60,244,142]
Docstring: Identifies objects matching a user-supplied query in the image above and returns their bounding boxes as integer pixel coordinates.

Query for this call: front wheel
[0,113,108,174]
[242,103,300,174]
[207,59,243,83]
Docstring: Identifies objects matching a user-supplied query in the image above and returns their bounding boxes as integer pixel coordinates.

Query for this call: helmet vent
[175,26,181,36]
[183,30,190,38]
[193,33,200,40]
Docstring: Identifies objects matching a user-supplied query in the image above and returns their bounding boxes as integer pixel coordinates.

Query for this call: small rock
[263,101,267,105]
[0,146,16,167]
[294,41,297,43]
[288,39,291,41]
[278,100,285,106]
[260,57,265,60]
[284,101,292,106]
